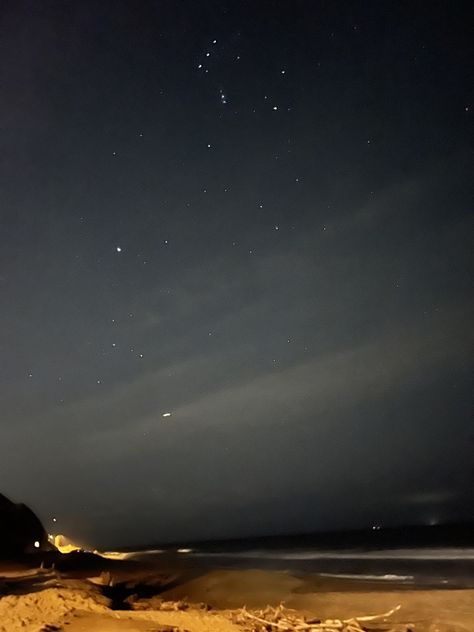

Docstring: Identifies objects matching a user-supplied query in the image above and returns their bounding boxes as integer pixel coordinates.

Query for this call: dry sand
[1,559,473,632]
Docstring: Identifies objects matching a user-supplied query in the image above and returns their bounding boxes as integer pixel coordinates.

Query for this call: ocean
[120,523,474,589]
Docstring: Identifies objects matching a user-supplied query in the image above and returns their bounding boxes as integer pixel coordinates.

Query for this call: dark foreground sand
[1,554,473,632]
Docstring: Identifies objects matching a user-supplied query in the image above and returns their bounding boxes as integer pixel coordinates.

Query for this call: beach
[1,551,473,632]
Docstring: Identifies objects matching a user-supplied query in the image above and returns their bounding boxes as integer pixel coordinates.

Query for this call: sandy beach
[1,553,473,632]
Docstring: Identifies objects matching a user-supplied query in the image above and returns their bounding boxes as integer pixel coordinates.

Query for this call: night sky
[1,1,473,548]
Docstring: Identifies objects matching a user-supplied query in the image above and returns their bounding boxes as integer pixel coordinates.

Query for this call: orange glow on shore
[50,534,82,554]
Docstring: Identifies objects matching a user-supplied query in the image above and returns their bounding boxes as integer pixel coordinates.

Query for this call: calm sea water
[123,524,474,588]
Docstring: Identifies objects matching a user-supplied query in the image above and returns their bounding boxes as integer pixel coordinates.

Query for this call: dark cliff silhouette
[0,492,51,557]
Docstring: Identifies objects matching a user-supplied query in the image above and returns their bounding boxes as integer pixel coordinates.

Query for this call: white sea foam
[192,547,474,560]
[319,572,414,581]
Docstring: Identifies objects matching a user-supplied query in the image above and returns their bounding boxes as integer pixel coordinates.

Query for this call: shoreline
[1,553,473,631]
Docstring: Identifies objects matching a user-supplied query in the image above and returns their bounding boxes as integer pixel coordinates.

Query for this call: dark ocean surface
[121,524,474,589]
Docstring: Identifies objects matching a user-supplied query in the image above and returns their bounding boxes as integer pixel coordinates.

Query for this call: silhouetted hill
[0,492,50,558]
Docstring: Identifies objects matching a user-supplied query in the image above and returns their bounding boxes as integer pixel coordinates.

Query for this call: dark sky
[1,0,473,548]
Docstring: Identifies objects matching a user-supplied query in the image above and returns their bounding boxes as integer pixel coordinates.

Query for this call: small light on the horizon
[177,548,193,553]
[116,246,122,253]
[34,541,40,548]
[162,412,172,418]
[52,517,57,523]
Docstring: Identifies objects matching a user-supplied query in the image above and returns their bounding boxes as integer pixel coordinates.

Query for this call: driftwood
[233,603,411,632]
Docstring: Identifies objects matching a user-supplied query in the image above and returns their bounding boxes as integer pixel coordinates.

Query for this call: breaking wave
[192,547,474,560]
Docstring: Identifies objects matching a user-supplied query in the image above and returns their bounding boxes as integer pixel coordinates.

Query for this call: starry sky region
[0,0,473,547]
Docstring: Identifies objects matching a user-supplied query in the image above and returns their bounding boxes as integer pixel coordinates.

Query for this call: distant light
[116,246,122,253]
[162,412,172,418]
[34,541,40,548]
[52,517,57,523]
[177,548,193,553]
